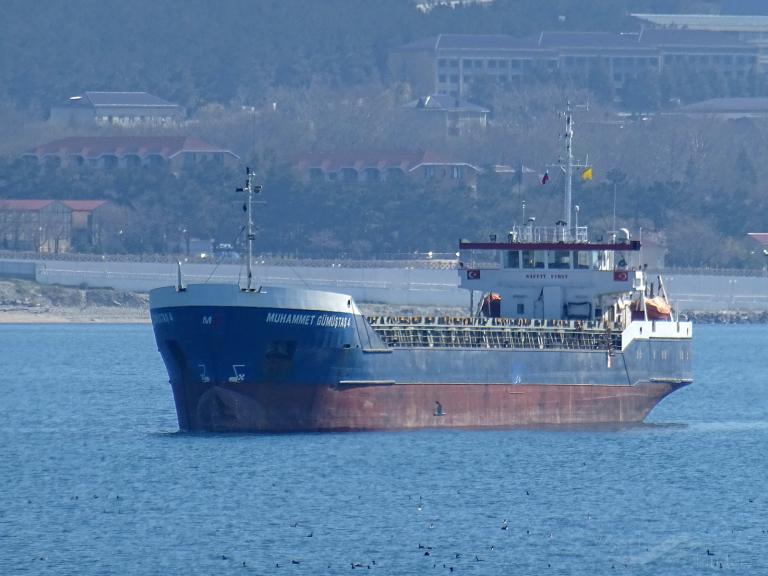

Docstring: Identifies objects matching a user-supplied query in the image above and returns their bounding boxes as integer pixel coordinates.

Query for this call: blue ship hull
[149,284,692,432]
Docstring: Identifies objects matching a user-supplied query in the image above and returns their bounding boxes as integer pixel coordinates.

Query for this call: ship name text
[525,273,569,280]
[152,311,174,324]
[266,311,352,329]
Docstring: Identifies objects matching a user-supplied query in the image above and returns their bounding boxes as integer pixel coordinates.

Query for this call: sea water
[0,324,766,575]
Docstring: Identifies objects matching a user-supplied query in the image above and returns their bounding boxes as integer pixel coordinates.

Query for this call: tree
[622,71,660,112]
[466,76,499,110]
[736,146,757,187]
[587,59,614,104]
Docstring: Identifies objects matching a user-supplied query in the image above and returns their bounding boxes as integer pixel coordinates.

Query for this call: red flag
[541,171,549,185]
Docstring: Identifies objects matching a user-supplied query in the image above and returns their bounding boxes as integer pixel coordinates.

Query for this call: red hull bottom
[184,382,685,432]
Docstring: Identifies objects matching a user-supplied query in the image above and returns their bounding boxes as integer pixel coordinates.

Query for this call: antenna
[564,102,573,231]
[548,102,589,240]
[236,167,261,290]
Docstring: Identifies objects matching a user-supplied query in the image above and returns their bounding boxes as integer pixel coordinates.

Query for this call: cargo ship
[150,108,692,432]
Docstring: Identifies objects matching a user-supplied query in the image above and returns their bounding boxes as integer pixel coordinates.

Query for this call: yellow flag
[581,167,593,181]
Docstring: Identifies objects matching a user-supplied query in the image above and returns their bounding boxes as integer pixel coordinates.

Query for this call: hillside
[0,0,717,112]
[2,0,766,270]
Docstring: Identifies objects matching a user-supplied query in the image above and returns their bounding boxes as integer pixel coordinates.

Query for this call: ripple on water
[1,323,767,575]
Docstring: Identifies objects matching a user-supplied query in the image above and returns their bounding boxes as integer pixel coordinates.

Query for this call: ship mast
[236,167,261,290]
[564,103,574,235]
[556,102,588,241]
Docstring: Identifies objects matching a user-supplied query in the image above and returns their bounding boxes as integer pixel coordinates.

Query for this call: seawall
[2,256,767,312]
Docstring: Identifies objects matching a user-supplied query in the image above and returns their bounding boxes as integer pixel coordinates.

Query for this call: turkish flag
[467,269,481,280]
[613,271,628,281]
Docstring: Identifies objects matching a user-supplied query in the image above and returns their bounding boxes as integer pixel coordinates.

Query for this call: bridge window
[548,250,571,269]
[522,250,546,269]
[522,249,535,269]
[505,250,520,268]
[574,251,593,269]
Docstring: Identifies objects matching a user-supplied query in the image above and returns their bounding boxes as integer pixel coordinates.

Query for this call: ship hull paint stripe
[172,381,685,432]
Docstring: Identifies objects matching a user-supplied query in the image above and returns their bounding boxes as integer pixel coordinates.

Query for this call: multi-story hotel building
[390,28,763,100]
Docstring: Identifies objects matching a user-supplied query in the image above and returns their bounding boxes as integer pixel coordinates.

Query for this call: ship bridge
[458,224,643,322]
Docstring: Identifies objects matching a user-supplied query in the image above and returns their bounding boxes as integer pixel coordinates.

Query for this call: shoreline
[2,279,768,325]
[0,306,150,324]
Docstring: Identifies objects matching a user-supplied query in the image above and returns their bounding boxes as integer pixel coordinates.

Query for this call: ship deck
[366,316,624,351]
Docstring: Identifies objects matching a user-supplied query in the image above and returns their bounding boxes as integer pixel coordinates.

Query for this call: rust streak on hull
[184,381,684,432]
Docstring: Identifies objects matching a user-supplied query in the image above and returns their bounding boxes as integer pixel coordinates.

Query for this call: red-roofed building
[748,232,768,247]
[0,200,71,253]
[62,200,109,249]
[0,199,109,253]
[22,136,239,170]
[748,232,768,262]
[296,150,482,188]
[61,200,109,212]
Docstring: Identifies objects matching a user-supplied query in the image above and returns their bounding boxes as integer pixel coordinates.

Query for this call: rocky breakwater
[683,310,768,324]
[0,279,149,323]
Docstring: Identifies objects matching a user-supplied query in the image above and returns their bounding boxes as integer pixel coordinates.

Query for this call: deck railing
[506,225,589,244]
[367,316,623,351]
